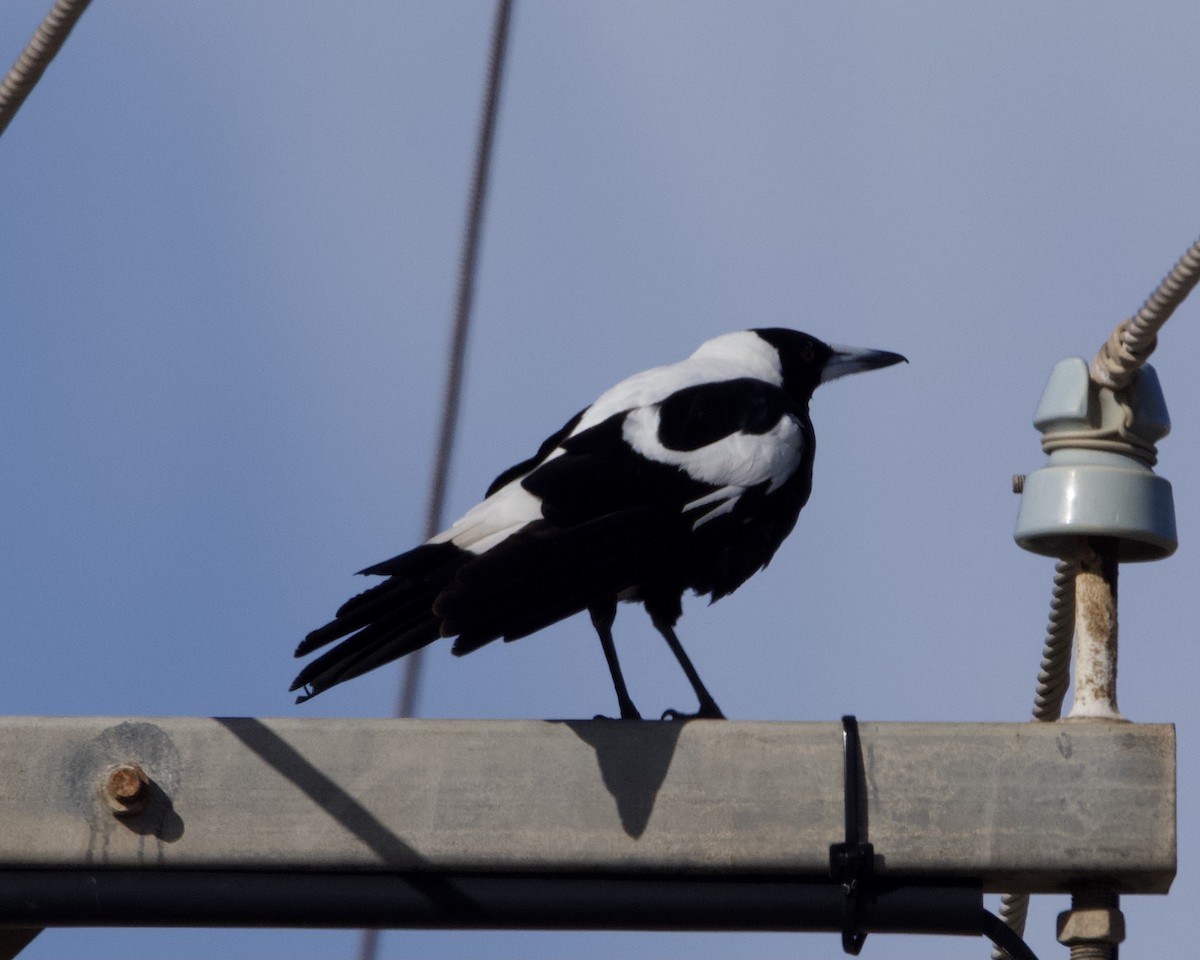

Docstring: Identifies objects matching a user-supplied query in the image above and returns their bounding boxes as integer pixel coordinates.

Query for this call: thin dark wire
[980,909,1041,960]
[359,4,513,958]
[0,0,93,139]
[395,0,514,721]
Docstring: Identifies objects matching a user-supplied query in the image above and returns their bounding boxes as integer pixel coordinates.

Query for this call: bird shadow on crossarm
[213,717,475,914]
[552,719,688,839]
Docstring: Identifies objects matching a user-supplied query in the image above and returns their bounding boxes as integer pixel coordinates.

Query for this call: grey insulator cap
[1013,357,1177,562]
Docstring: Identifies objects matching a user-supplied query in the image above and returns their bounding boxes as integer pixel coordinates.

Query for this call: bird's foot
[661,702,725,721]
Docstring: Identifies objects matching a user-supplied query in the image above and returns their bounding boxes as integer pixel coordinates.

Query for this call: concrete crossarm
[0,717,1174,894]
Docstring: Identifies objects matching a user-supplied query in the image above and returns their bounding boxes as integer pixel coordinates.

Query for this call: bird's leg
[651,616,725,720]
[589,601,642,720]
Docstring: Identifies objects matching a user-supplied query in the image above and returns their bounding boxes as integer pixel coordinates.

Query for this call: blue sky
[2,2,1198,957]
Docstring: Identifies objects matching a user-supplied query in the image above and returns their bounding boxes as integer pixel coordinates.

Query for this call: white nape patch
[687,331,784,383]
[622,405,805,492]
[572,331,783,435]
[428,479,543,555]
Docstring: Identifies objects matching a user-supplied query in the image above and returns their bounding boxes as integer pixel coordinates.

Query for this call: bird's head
[753,328,907,400]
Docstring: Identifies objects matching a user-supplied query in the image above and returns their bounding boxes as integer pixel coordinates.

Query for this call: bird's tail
[290,541,467,702]
[293,509,675,701]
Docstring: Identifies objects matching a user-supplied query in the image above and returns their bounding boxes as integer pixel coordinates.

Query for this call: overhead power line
[1091,234,1200,389]
[359,4,513,959]
[0,0,93,140]
[396,0,514,720]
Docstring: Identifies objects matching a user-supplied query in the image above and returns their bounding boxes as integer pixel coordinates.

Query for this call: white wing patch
[623,405,805,528]
[428,479,543,555]
[622,405,804,490]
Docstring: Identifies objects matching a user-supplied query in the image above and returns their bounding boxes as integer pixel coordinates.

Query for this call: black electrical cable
[980,908,1041,960]
[360,4,514,960]
[394,0,514,721]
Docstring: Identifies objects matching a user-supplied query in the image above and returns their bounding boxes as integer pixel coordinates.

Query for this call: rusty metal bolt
[102,762,150,816]
[1056,907,1126,946]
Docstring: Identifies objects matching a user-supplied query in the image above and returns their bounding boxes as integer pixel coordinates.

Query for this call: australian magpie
[292,329,905,719]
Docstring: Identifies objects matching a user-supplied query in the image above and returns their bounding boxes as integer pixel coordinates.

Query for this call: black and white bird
[292,329,905,718]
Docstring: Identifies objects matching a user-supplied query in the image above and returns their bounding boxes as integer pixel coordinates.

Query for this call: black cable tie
[829,714,874,955]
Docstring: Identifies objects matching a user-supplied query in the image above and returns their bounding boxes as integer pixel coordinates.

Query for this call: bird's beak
[819,345,908,384]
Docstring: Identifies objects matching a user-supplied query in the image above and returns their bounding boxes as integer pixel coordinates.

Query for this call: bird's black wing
[656,377,797,450]
[484,408,585,497]
[520,411,703,526]
[437,377,812,649]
